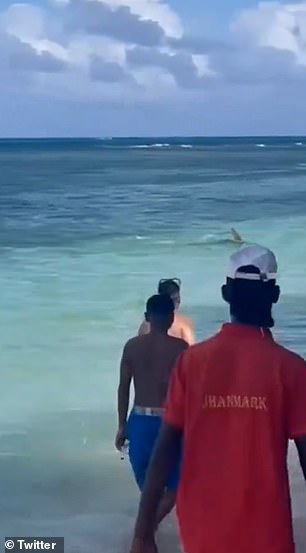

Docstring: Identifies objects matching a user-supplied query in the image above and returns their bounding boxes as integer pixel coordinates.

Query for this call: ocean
[0,137,306,551]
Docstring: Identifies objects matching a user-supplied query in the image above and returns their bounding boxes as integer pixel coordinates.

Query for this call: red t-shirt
[164,323,306,553]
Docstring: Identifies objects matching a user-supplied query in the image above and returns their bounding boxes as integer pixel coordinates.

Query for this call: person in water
[116,294,188,551]
[130,245,306,553]
[138,279,195,345]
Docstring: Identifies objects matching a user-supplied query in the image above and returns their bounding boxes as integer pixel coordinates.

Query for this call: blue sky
[1,0,306,136]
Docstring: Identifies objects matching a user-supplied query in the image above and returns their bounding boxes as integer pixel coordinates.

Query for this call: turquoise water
[1,137,306,551]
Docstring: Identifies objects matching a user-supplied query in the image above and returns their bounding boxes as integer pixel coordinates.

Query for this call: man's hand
[129,537,157,553]
[115,426,126,451]
[295,435,306,480]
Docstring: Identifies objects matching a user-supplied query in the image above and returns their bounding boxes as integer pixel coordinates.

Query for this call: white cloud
[9,43,68,73]
[192,54,214,77]
[90,55,131,81]
[0,3,69,64]
[102,0,183,37]
[0,3,45,40]
[232,2,306,65]
[52,0,182,37]
[2,0,306,135]
[126,46,208,88]
[2,1,306,90]
[65,0,166,46]
[0,0,194,99]
[0,31,68,74]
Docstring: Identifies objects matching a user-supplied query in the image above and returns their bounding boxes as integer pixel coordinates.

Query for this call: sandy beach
[289,446,306,552]
[1,425,304,552]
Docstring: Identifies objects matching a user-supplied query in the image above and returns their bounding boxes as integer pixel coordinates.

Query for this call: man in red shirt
[130,245,306,553]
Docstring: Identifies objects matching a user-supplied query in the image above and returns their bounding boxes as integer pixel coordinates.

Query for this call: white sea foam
[256,143,266,148]
[152,143,170,148]
[130,143,170,149]
[131,144,150,148]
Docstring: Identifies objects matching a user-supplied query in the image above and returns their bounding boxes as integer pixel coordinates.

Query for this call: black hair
[146,294,175,315]
[158,278,181,296]
[222,266,280,328]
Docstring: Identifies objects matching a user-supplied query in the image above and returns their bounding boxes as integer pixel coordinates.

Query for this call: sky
[1,0,306,136]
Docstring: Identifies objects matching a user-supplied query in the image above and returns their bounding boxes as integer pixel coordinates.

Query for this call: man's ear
[272,285,280,304]
[144,311,149,323]
[221,284,230,304]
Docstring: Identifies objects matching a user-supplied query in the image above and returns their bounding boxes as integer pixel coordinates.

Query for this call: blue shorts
[127,410,181,491]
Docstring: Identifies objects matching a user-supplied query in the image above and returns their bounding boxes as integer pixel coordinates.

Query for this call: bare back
[138,313,195,345]
[124,334,188,408]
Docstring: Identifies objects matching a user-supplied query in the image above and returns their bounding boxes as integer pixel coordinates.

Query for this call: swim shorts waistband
[133,406,164,417]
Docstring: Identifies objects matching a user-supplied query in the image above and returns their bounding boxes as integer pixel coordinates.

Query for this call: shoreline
[0,426,305,552]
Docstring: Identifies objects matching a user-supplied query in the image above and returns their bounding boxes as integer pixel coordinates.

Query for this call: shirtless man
[138,279,195,345]
[116,294,188,551]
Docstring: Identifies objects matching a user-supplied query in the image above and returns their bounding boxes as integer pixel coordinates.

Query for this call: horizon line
[0,134,306,140]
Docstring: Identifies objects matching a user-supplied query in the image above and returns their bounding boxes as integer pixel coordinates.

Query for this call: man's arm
[286,356,306,480]
[115,344,132,450]
[132,423,182,542]
[182,319,196,346]
[295,436,306,480]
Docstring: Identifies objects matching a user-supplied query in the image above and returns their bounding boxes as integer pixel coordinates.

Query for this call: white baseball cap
[228,245,278,281]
